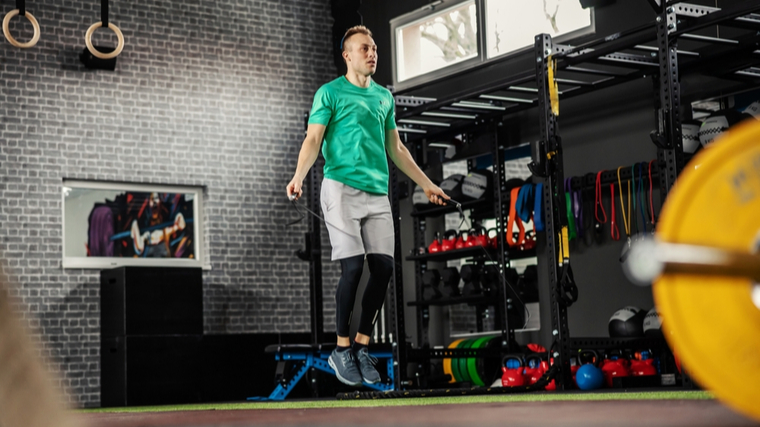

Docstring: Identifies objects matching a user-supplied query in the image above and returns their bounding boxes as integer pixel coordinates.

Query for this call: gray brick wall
[1,0,335,407]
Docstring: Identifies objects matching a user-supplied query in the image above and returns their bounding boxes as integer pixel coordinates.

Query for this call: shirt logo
[379,100,387,106]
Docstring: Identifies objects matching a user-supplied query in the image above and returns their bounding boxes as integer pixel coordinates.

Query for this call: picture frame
[61,179,206,269]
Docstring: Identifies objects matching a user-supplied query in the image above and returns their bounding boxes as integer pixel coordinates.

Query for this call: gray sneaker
[328,348,363,386]
[355,347,381,384]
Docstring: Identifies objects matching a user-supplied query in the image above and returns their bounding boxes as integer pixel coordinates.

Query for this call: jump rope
[286,193,532,330]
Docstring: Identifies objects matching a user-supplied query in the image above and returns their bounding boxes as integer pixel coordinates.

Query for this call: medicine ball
[462,169,493,201]
[742,100,760,119]
[440,174,465,201]
[698,109,746,147]
[681,120,701,154]
[643,307,663,338]
[608,306,646,338]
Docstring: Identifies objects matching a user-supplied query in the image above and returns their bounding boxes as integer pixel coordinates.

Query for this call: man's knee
[366,253,393,277]
[339,254,365,282]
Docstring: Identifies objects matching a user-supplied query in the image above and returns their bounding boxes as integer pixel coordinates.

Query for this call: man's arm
[286,123,326,200]
[385,128,449,205]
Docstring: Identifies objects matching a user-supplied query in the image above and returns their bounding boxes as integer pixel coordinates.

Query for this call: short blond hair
[341,25,373,52]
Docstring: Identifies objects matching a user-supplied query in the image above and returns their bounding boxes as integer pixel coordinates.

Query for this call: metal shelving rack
[388,1,760,390]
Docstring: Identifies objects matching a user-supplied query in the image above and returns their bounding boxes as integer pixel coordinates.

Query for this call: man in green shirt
[286,25,449,386]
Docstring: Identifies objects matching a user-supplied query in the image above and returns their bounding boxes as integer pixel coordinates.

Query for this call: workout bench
[251,343,395,400]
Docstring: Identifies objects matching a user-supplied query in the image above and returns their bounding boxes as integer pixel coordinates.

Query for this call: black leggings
[335,253,394,338]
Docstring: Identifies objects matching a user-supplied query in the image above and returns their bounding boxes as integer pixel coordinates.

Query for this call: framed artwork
[62,180,205,269]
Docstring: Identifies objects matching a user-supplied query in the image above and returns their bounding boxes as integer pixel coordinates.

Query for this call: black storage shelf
[407,294,495,307]
[570,337,670,351]
[411,197,493,218]
[405,246,536,262]
[407,346,503,361]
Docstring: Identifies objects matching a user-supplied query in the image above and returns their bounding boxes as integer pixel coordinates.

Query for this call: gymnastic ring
[2,9,41,49]
[85,21,124,59]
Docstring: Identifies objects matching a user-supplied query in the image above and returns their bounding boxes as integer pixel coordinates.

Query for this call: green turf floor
[81,390,713,413]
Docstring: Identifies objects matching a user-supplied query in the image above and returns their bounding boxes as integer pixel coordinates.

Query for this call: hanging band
[648,160,657,229]
[564,178,577,240]
[572,184,583,239]
[610,185,620,241]
[637,162,647,234]
[594,170,607,224]
[631,165,638,235]
[516,184,535,223]
[3,3,40,48]
[85,0,124,59]
[507,187,526,247]
[534,183,545,232]
[616,166,631,240]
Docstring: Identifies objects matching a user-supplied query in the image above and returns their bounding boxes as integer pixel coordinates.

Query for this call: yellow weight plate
[654,118,760,422]
[444,339,464,384]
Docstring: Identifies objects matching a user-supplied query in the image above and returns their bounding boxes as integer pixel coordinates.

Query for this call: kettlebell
[630,350,657,376]
[601,350,630,388]
[455,230,469,250]
[428,232,442,253]
[441,229,459,252]
[486,227,499,249]
[575,350,604,390]
[501,355,526,387]
[524,354,545,385]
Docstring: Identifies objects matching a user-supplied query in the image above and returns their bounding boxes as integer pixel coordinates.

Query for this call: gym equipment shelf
[407,294,498,307]
[388,1,760,391]
[405,246,536,263]
[411,197,492,218]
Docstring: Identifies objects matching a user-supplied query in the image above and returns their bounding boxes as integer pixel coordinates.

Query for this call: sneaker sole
[328,356,362,387]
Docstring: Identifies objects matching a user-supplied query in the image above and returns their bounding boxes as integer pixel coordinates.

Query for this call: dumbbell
[422,269,442,300]
[481,264,500,297]
[440,267,460,298]
[460,264,481,296]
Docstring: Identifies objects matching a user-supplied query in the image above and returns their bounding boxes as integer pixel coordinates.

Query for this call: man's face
[343,33,377,76]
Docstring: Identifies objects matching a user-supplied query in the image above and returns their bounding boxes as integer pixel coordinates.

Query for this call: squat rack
[386,1,760,389]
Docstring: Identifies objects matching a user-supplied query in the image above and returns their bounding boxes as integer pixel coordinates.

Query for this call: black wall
[355,0,729,340]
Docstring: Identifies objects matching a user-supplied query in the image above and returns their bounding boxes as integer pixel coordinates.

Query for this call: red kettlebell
[441,229,459,252]
[465,227,479,248]
[455,230,469,250]
[476,226,489,247]
[570,355,580,389]
[543,358,557,390]
[501,355,526,387]
[428,232,442,253]
[524,354,545,385]
[486,228,499,249]
[522,230,537,250]
[630,350,657,376]
[601,350,630,388]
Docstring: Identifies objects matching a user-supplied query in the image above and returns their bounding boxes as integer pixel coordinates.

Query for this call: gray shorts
[320,178,395,261]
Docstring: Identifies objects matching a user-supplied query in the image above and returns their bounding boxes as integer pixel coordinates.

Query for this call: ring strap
[102,0,109,28]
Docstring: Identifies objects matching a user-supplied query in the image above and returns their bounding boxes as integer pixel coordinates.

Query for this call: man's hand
[286,177,303,201]
[424,184,449,206]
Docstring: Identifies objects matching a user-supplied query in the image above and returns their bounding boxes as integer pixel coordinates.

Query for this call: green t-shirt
[308,76,397,195]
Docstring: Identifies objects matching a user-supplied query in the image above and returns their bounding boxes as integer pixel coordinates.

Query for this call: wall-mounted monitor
[62,180,206,269]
